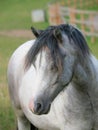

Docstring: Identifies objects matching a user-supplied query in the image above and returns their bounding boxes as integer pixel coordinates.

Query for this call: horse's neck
[71,54,98,129]
[73,54,98,91]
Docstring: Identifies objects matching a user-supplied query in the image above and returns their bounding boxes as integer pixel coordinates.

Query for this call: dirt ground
[0,30,35,39]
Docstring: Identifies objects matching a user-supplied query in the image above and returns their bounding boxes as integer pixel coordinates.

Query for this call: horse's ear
[31,27,43,38]
[53,28,62,42]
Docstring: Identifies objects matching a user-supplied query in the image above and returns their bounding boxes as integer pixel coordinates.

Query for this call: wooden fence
[48,3,98,42]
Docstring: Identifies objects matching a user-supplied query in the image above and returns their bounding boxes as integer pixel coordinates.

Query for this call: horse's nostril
[34,102,43,114]
[36,103,42,111]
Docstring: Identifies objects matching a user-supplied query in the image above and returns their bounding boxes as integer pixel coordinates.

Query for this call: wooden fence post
[70,8,76,25]
[48,3,64,25]
[89,14,95,43]
[81,13,85,31]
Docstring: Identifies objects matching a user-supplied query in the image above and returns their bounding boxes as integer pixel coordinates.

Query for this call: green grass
[0,36,29,130]
[0,0,98,130]
[0,0,49,30]
[0,0,97,30]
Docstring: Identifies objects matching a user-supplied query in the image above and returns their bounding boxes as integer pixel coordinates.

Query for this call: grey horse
[7,24,98,130]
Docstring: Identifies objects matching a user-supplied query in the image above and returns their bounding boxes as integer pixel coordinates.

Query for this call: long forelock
[25,24,90,70]
[25,27,63,71]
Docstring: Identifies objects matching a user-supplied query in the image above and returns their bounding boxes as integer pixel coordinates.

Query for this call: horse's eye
[51,66,53,70]
[51,64,58,72]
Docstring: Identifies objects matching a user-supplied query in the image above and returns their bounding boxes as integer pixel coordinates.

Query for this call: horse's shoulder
[12,40,35,59]
[7,39,35,87]
[8,40,35,69]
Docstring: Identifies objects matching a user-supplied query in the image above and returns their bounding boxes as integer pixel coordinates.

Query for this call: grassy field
[0,1,49,129]
[0,0,98,130]
[0,0,49,30]
[0,36,28,130]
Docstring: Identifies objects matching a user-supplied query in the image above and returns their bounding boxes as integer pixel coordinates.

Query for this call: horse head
[25,24,90,115]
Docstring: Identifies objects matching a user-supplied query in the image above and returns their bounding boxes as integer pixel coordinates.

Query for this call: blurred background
[0,0,98,129]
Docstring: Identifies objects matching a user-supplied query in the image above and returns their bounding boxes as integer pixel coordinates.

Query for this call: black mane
[25,24,90,69]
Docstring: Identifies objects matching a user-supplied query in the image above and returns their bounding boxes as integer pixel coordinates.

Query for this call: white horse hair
[7,24,98,130]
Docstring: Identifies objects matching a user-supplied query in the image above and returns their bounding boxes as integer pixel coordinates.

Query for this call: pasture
[0,0,98,130]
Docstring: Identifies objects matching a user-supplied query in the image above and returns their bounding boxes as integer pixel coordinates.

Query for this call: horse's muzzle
[29,98,51,115]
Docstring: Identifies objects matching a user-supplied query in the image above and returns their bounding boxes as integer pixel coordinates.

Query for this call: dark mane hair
[25,24,90,69]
